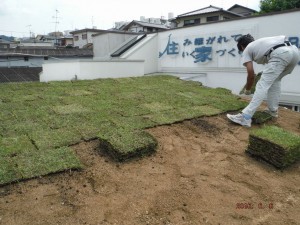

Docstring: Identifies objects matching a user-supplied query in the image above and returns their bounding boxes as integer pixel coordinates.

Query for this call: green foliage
[259,0,300,13]
[0,75,246,185]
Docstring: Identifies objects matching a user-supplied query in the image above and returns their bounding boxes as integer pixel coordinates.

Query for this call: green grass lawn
[0,75,246,185]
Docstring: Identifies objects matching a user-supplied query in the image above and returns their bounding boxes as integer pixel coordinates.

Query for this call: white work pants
[242,45,299,117]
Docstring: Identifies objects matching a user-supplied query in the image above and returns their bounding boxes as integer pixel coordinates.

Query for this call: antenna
[52,9,61,46]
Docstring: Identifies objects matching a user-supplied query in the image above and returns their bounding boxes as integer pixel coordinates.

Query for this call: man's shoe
[227,113,252,127]
[263,110,278,118]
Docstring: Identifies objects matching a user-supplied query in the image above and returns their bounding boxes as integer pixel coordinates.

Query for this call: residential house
[227,4,257,16]
[170,5,256,28]
[59,35,74,47]
[0,38,11,49]
[121,20,169,33]
[70,28,106,48]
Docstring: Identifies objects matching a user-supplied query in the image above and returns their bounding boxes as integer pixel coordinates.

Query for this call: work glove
[244,89,251,95]
[239,72,262,95]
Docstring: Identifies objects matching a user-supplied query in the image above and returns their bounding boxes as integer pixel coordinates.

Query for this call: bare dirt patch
[0,108,300,225]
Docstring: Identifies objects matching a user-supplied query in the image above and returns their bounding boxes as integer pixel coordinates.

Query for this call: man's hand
[244,89,251,95]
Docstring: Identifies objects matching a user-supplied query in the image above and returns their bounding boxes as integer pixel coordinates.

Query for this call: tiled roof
[0,67,41,83]
[177,5,242,18]
[123,20,169,31]
[132,21,169,29]
[0,48,93,57]
[227,4,257,13]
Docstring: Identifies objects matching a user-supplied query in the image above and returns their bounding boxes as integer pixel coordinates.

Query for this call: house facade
[171,5,256,28]
[70,29,106,48]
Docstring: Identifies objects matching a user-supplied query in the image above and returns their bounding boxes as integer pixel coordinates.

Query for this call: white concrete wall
[121,33,158,74]
[40,59,144,82]
[157,10,300,104]
[93,33,137,59]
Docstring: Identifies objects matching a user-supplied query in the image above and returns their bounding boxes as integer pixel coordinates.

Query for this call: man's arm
[244,61,255,91]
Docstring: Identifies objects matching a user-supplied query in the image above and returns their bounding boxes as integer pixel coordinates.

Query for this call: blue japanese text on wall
[159,34,300,65]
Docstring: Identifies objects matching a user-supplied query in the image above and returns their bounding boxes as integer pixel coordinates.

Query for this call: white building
[70,28,106,48]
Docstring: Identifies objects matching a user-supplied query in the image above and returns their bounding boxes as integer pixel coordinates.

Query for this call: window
[82,34,87,40]
[207,16,219,22]
[74,36,79,41]
[184,18,200,26]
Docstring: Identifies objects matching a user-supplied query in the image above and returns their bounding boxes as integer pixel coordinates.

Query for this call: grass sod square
[246,125,300,168]
[0,75,249,185]
[252,111,273,124]
[0,135,83,185]
[98,128,158,162]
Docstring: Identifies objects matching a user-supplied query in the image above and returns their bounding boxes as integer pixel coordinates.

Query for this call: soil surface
[1,107,300,225]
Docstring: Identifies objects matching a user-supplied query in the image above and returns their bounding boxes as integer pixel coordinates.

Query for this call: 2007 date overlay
[236,202,274,209]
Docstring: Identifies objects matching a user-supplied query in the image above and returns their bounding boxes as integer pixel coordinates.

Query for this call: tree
[259,0,300,13]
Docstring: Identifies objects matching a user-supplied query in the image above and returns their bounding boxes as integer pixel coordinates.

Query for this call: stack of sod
[246,125,300,168]
[252,111,273,124]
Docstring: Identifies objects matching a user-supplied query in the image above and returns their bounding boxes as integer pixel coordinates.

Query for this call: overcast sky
[0,0,261,37]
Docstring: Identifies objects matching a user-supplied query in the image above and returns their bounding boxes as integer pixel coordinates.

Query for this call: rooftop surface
[0,75,247,185]
[0,75,299,224]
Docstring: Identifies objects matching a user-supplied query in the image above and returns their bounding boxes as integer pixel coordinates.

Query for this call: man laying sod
[227,34,299,127]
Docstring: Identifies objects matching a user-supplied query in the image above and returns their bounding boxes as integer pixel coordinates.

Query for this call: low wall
[40,59,145,82]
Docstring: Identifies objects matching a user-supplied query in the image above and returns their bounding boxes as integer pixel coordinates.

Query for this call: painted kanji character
[194,38,204,46]
[191,46,212,63]
[159,34,179,58]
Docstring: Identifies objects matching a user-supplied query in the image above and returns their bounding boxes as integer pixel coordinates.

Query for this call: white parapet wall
[40,59,145,82]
